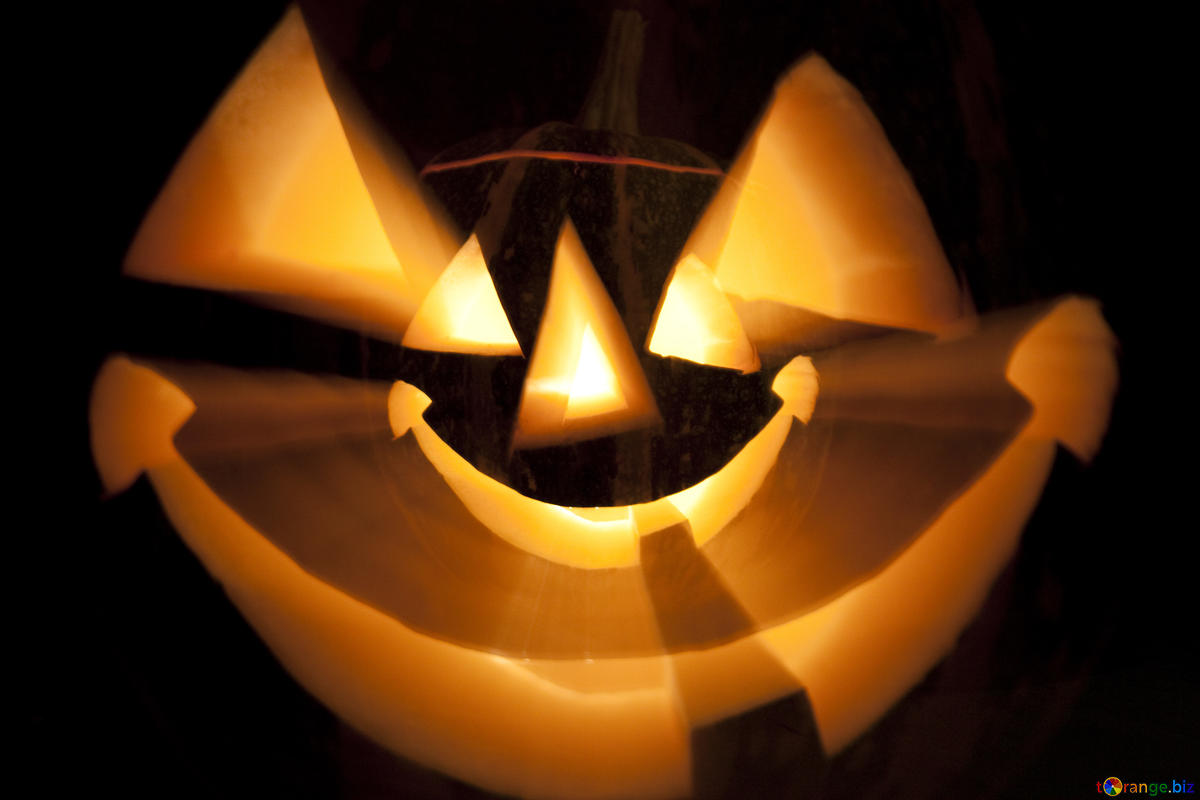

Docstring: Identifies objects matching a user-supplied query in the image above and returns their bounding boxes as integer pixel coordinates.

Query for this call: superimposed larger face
[91,7,1116,800]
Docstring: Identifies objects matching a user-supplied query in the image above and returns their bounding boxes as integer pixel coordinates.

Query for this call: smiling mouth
[387,356,818,570]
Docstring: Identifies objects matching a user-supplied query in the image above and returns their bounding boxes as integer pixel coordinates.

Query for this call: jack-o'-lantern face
[90,7,1116,799]
[399,124,776,506]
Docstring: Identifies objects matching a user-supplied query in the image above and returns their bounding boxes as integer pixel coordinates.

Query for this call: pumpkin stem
[578,10,645,134]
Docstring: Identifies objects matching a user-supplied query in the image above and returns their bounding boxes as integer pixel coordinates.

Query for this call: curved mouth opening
[387,356,818,569]
[402,351,784,507]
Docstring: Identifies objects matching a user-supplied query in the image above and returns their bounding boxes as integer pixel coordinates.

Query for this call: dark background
[42,1,1187,797]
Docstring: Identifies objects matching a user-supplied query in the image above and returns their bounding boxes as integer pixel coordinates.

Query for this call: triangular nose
[513,218,660,448]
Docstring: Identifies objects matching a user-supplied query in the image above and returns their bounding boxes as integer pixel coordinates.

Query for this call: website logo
[1096,777,1195,795]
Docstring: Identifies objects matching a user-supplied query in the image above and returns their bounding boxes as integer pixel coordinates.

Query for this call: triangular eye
[646,253,759,373]
[402,234,522,355]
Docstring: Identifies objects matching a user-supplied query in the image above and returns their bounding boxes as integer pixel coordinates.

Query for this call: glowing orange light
[385,354,810,567]
[647,253,759,373]
[564,324,625,418]
[402,233,522,356]
[123,7,456,342]
[682,55,963,337]
[513,217,659,447]
[90,293,1113,796]
[91,8,1117,798]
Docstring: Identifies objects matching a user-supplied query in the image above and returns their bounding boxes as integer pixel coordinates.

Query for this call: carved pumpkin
[90,6,1116,798]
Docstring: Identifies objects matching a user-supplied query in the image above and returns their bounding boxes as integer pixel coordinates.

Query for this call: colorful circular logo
[1103,777,1123,796]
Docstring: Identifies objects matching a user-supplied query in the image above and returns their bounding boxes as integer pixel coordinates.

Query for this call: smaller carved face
[401,122,777,506]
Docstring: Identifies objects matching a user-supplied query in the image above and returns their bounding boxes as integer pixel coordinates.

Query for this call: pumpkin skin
[88,4,1118,796]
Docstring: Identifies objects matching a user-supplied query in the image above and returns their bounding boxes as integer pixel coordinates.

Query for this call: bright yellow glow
[647,253,759,373]
[402,234,522,355]
[123,8,456,342]
[514,218,659,447]
[564,324,626,419]
[682,55,964,338]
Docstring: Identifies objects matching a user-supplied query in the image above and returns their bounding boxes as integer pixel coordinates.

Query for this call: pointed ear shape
[124,7,457,343]
[683,54,966,345]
